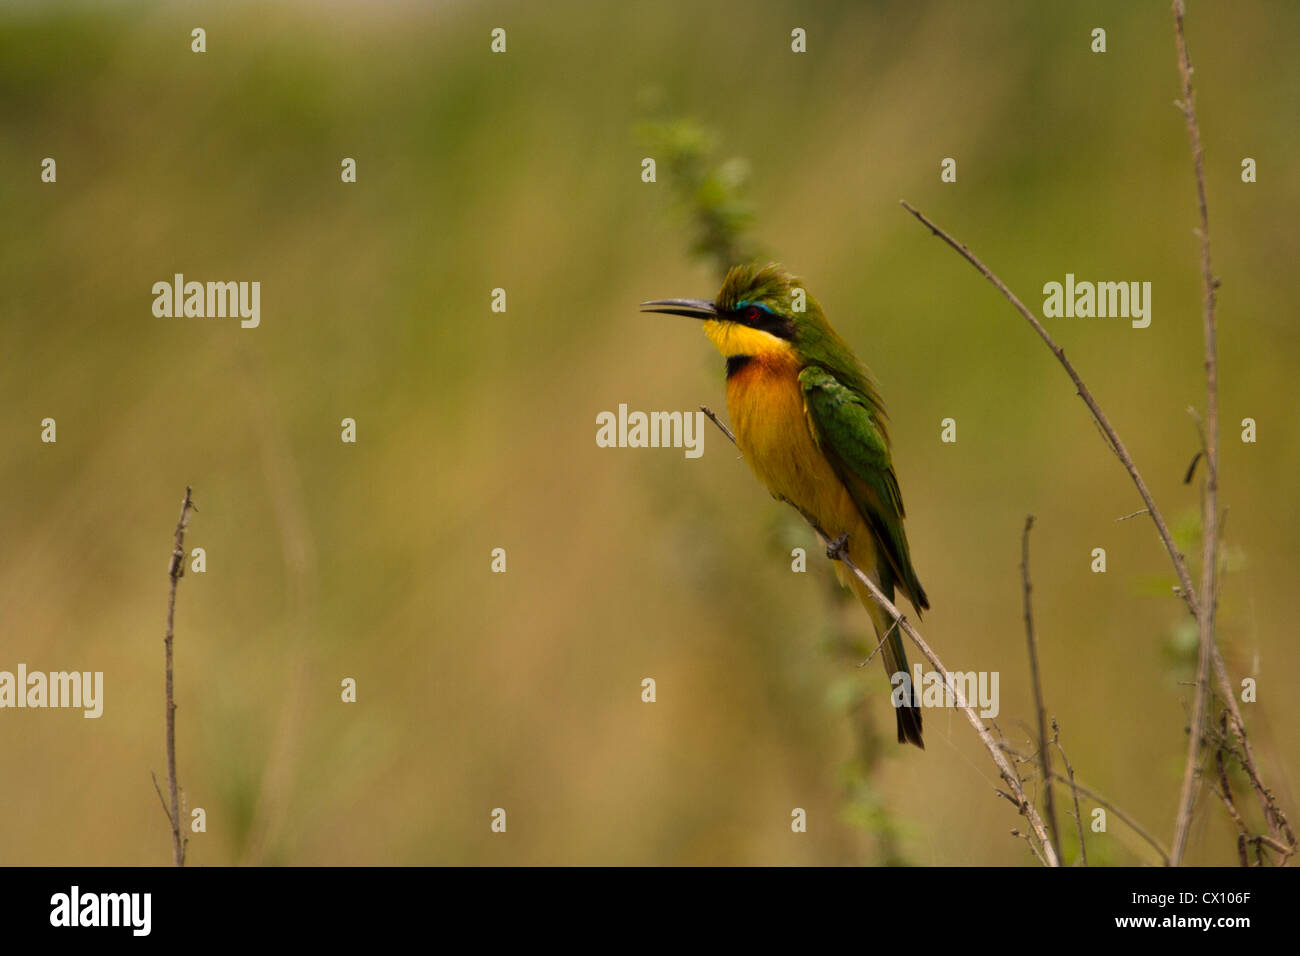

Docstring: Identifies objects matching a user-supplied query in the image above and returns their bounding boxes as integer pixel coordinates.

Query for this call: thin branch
[1013,828,1049,867]
[1057,772,1164,866]
[1002,741,1171,865]
[858,616,900,669]
[1052,719,1088,866]
[150,771,173,827]
[180,786,189,864]
[1213,648,1295,853]
[1169,0,1220,867]
[703,412,1059,865]
[1251,833,1295,866]
[825,533,1059,865]
[161,486,194,868]
[1213,729,1251,866]
[700,405,737,446]
[899,199,1200,623]
[1207,711,1296,867]
[1020,515,1060,861]
[897,194,1292,863]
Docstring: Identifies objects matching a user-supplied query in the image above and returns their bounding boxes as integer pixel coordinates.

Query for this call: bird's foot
[825,532,850,560]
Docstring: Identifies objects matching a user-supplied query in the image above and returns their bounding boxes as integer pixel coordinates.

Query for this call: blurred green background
[1,0,1296,865]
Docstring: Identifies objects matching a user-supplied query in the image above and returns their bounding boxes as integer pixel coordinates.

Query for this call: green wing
[799,365,929,612]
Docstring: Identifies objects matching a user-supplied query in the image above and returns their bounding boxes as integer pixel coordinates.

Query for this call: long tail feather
[846,569,925,749]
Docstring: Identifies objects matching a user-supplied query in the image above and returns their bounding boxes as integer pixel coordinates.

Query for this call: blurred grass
[0,0,1297,865]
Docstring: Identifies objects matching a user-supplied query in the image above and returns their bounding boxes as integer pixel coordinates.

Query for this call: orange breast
[725,354,879,581]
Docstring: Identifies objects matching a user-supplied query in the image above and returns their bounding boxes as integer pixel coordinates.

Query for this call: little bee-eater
[643,263,930,747]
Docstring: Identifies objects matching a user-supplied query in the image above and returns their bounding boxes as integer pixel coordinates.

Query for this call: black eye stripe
[730,305,794,340]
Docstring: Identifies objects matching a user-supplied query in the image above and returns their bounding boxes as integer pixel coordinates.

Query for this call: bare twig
[701,405,737,446]
[702,413,1059,865]
[1213,725,1251,866]
[1052,719,1088,866]
[832,571,1061,867]
[1002,741,1171,865]
[1207,711,1296,867]
[1058,774,1165,865]
[1214,675,1296,855]
[900,199,1200,621]
[160,486,193,867]
[897,193,1292,863]
[1020,516,1060,861]
[150,771,173,826]
[857,616,900,669]
[1013,828,1049,867]
[1254,835,1293,866]
[1168,0,1221,870]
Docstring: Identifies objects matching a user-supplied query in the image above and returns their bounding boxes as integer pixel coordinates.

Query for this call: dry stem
[160,485,193,867]
[1169,0,1220,869]
[1020,516,1060,861]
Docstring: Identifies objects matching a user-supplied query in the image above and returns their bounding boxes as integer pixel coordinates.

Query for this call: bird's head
[641,263,821,363]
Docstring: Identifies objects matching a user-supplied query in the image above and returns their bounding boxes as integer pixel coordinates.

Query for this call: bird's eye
[744,305,762,322]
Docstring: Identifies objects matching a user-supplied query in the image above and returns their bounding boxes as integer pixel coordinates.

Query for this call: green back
[720,263,929,611]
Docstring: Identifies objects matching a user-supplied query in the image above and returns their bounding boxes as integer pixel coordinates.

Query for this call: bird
[642,263,930,747]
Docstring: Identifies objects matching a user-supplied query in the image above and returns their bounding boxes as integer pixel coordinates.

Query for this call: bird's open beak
[639,298,719,320]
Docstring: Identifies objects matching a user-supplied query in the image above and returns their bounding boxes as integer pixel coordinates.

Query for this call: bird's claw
[826,533,850,559]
